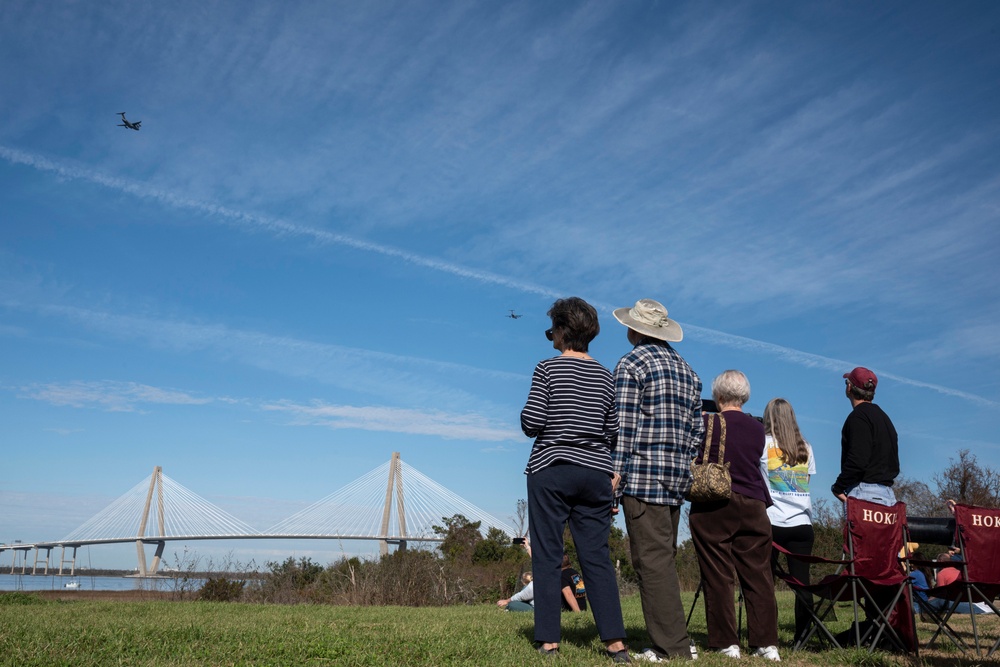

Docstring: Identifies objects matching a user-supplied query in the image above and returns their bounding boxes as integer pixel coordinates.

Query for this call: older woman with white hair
[689,370,780,661]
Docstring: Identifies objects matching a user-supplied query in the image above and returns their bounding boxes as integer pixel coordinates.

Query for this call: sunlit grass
[0,591,995,666]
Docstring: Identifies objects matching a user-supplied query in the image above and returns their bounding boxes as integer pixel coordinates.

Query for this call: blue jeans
[927,598,991,615]
[846,482,896,507]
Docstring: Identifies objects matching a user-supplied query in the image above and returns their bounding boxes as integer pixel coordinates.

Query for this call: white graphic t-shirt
[760,436,815,527]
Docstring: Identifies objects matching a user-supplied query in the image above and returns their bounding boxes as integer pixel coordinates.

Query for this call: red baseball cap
[844,367,877,390]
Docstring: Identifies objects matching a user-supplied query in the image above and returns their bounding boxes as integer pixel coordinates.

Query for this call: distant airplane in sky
[507,310,522,319]
[117,112,141,131]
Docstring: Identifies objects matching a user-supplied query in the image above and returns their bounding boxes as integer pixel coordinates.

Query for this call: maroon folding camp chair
[771,544,850,650]
[775,498,916,654]
[921,504,1000,657]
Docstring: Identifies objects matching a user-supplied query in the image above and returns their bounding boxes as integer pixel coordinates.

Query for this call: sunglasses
[545,329,554,341]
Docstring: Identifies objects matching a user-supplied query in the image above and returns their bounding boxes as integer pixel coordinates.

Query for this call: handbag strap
[715,414,726,463]
[704,414,726,464]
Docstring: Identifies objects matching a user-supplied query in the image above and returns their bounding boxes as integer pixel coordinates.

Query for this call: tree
[896,449,1000,513]
[554,523,635,584]
[608,524,635,583]
[933,449,1000,508]
[259,556,325,603]
[198,576,246,602]
[892,478,944,517]
[809,498,849,578]
[511,499,529,538]
[432,514,483,562]
[472,527,522,564]
[265,556,323,589]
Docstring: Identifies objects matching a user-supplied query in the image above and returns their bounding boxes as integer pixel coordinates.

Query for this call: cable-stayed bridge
[1,453,517,576]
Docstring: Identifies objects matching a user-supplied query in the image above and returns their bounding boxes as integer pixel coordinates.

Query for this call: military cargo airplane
[508,310,522,319]
[117,112,141,130]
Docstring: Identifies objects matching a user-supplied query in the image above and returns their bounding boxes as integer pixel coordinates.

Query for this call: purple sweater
[697,410,772,506]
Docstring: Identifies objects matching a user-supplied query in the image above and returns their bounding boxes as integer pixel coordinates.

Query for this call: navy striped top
[521,356,620,476]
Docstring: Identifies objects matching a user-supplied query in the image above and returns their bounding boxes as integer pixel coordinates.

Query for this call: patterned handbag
[688,413,732,502]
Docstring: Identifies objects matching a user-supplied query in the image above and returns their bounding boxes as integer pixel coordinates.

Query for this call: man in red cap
[831,367,899,507]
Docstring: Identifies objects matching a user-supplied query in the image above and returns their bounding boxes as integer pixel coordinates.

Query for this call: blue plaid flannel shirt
[612,341,704,506]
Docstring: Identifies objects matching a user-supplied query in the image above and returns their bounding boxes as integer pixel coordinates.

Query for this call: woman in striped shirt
[521,297,629,663]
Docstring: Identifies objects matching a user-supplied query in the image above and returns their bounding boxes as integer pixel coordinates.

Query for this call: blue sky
[2,1,999,570]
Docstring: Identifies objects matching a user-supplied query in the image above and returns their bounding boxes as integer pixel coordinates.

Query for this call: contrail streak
[3,145,994,408]
[0,146,560,299]
[681,324,997,408]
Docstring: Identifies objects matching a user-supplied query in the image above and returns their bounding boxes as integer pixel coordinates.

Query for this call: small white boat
[64,580,80,589]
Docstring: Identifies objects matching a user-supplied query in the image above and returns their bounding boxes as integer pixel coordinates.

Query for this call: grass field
[0,590,996,666]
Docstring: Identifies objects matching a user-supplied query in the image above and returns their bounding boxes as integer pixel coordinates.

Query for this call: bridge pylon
[379,452,407,555]
[135,465,167,576]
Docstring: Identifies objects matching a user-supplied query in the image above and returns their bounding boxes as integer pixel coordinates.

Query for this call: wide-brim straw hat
[613,299,683,342]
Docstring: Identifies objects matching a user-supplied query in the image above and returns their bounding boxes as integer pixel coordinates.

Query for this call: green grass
[0,591,995,666]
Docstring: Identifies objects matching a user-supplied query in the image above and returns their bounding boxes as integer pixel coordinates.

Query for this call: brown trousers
[622,496,690,658]
[689,492,778,649]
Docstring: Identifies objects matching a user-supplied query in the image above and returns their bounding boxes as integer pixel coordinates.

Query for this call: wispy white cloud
[2,296,527,419]
[8,275,993,413]
[678,323,1000,409]
[0,323,29,337]
[2,144,994,408]
[0,146,561,300]
[895,318,1000,367]
[946,322,1000,362]
[12,377,522,442]
[45,427,85,436]
[0,490,115,541]
[263,399,520,442]
[25,300,525,383]
[480,444,518,454]
[17,380,213,412]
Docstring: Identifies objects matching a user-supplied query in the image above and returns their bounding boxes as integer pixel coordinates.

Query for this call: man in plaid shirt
[612,299,704,663]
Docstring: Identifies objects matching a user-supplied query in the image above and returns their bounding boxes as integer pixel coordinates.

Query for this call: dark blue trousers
[527,464,626,644]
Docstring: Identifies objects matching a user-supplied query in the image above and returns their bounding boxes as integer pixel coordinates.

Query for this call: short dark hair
[548,297,600,352]
[847,381,875,402]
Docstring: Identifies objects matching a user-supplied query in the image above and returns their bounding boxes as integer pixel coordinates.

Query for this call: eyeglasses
[545,329,554,341]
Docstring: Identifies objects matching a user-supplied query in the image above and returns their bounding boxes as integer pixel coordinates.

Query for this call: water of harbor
[0,572,196,592]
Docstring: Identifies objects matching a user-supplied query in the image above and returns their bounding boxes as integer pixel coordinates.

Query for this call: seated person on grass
[498,573,534,612]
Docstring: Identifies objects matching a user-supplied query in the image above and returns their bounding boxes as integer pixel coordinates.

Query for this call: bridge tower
[135,465,167,576]
[378,452,407,555]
